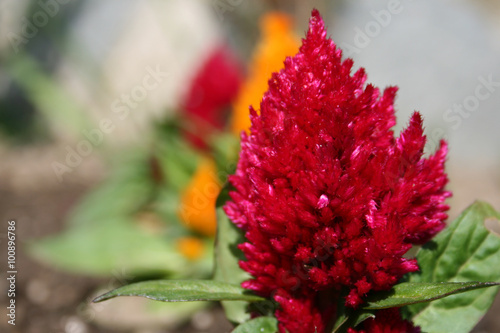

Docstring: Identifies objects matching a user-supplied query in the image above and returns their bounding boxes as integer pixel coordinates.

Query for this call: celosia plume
[224,10,449,333]
[230,12,300,134]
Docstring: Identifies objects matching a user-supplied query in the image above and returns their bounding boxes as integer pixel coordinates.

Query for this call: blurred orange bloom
[230,12,300,135]
[176,237,205,260]
[178,157,221,237]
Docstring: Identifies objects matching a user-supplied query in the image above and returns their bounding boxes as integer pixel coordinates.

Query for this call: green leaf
[91,294,208,329]
[93,280,265,303]
[28,148,207,278]
[155,123,200,192]
[28,218,198,277]
[330,290,350,333]
[67,151,157,227]
[406,201,500,333]
[331,312,349,332]
[331,291,374,333]
[209,133,239,183]
[7,54,92,138]
[348,311,376,330]
[231,316,278,333]
[363,282,499,310]
[332,311,375,333]
[213,184,253,324]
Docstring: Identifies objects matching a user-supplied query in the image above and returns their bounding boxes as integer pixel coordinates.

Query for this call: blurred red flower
[183,44,243,148]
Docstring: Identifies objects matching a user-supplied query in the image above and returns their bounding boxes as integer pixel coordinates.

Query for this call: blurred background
[0,0,499,332]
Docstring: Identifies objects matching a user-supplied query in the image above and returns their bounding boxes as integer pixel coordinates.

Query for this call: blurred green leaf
[231,316,278,333]
[210,133,239,183]
[28,144,208,277]
[93,280,264,303]
[155,120,200,192]
[28,217,196,277]
[68,151,156,227]
[7,54,92,137]
[406,201,500,333]
[213,184,252,324]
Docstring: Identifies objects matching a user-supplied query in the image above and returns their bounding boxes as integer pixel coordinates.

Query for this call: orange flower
[176,237,205,260]
[230,12,300,135]
[178,157,221,237]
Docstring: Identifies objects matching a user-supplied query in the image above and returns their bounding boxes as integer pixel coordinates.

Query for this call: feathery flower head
[224,10,450,333]
[230,12,300,135]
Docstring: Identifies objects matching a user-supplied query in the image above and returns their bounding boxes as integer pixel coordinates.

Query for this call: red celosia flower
[183,44,243,148]
[224,10,450,333]
[348,308,421,333]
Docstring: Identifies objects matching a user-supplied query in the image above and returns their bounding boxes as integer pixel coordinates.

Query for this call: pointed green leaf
[363,282,499,310]
[348,311,376,330]
[331,291,374,333]
[332,311,375,333]
[331,312,349,333]
[213,184,253,324]
[406,201,500,333]
[231,316,278,333]
[330,291,350,333]
[93,280,265,303]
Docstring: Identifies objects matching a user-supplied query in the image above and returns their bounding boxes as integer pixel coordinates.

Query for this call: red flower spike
[274,290,324,333]
[224,10,450,333]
